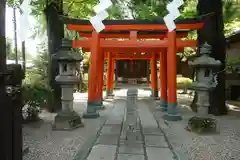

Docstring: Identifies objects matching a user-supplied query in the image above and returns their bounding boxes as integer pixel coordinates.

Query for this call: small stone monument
[121,89,142,144]
[188,43,221,116]
[52,39,84,130]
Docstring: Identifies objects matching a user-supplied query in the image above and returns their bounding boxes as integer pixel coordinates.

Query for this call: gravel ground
[23,92,114,160]
[150,93,240,160]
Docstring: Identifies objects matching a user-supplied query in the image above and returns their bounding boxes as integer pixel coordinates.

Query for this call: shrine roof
[60,16,203,25]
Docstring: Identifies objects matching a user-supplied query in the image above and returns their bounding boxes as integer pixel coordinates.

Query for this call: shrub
[187,116,217,134]
[22,71,53,121]
[81,82,88,92]
[177,77,193,89]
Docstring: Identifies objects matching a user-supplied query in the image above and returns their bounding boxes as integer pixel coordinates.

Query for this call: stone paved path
[84,89,176,160]
[23,92,113,160]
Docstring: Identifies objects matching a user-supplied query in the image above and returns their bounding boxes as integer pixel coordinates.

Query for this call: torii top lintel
[60,16,204,32]
[78,30,189,39]
[59,16,205,51]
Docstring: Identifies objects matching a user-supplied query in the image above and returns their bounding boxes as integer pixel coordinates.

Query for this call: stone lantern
[188,43,221,116]
[52,39,84,130]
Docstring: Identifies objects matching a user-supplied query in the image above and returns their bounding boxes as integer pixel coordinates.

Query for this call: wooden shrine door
[116,60,148,83]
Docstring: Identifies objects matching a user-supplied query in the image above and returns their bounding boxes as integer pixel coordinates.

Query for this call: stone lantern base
[52,111,84,130]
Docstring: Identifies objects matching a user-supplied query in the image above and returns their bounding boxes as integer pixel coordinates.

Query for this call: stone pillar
[122,89,141,144]
[52,39,84,130]
[197,90,210,116]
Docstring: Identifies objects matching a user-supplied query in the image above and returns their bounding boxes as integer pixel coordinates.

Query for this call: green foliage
[177,77,193,89]
[225,19,240,36]
[180,0,197,18]
[31,42,49,79]
[6,38,14,59]
[5,37,26,60]
[22,42,53,116]
[22,71,52,121]
[23,73,52,109]
[223,0,240,23]
[187,116,217,134]
[29,0,240,45]
[7,0,23,8]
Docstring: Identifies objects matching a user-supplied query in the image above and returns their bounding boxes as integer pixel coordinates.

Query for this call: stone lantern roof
[52,39,83,62]
[188,43,222,67]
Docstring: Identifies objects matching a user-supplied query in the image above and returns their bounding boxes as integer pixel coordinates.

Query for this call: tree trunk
[196,0,227,115]
[45,1,64,112]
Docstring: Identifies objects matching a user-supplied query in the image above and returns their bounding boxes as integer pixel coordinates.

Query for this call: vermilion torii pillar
[150,53,158,99]
[106,52,113,97]
[95,49,105,109]
[163,31,182,121]
[159,49,168,111]
[109,58,115,96]
[83,31,100,118]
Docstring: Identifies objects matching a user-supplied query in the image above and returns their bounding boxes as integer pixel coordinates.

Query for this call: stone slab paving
[117,154,145,160]
[137,99,175,160]
[146,147,175,160]
[100,124,122,135]
[118,143,145,155]
[23,92,114,160]
[86,145,117,160]
[95,134,119,145]
[84,89,177,160]
[145,135,169,148]
[85,99,126,160]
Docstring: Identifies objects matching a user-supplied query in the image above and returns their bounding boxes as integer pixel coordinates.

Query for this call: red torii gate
[74,31,192,98]
[61,17,204,120]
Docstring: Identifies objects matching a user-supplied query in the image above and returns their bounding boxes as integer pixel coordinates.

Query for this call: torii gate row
[60,16,204,120]
[71,34,194,99]
[71,28,197,100]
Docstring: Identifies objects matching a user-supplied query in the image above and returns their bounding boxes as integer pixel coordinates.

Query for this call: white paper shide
[90,0,112,33]
[164,0,184,32]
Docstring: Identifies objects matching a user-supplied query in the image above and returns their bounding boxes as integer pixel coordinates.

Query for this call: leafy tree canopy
[26,0,240,61]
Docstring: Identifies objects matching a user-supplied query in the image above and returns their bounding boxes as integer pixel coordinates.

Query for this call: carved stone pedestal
[53,110,84,130]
